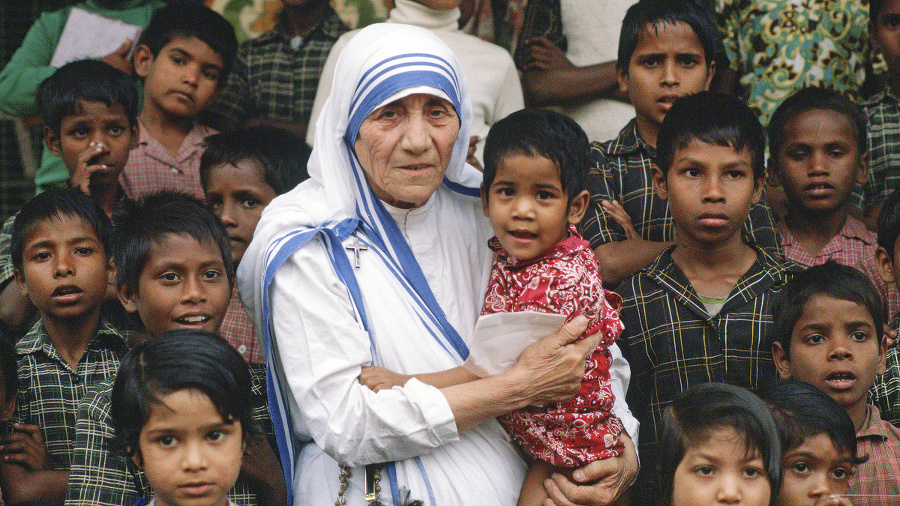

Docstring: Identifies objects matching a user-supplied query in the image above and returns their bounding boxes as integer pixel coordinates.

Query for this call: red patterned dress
[483,226,625,466]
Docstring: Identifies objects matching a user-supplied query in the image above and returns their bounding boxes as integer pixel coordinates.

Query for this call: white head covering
[236,25,483,500]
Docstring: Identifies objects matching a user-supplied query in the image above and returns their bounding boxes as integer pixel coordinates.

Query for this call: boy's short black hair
[37,59,138,136]
[111,329,258,460]
[136,1,238,81]
[877,188,900,261]
[11,187,111,275]
[660,382,782,506]
[200,126,312,196]
[768,87,867,165]
[773,262,885,356]
[871,0,890,22]
[482,109,589,204]
[617,0,721,72]
[765,380,866,466]
[656,91,766,179]
[111,191,233,295]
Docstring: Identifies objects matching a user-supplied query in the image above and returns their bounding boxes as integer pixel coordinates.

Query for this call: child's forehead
[793,293,876,330]
[672,138,753,164]
[147,233,223,260]
[494,153,561,180]
[783,108,855,139]
[69,98,128,119]
[206,157,267,182]
[24,213,101,246]
[786,432,853,460]
[159,35,224,68]
[633,20,706,56]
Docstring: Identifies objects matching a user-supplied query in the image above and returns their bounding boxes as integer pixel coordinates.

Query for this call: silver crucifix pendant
[346,236,368,268]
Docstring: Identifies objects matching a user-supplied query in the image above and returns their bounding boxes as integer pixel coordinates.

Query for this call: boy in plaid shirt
[615,92,798,506]
[1,188,126,504]
[871,189,900,428]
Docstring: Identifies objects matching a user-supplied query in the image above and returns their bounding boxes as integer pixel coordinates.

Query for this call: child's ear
[616,66,629,95]
[481,183,489,217]
[650,166,667,200]
[130,449,144,470]
[751,174,765,206]
[875,246,896,286]
[772,341,794,380]
[766,157,781,188]
[117,284,139,314]
[14,269,28,298]
[129,123,139,151]
[703,59,716,91]
[567,190,590,225]
[857,151,870,185]
[132,44,154,79]
[44,126,61,157]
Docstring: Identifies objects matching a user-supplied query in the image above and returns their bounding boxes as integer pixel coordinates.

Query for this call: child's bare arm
[359,366,480,392]
[0,423,68,502]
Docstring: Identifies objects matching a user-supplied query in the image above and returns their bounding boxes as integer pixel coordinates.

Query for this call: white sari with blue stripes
[238,24,527,504]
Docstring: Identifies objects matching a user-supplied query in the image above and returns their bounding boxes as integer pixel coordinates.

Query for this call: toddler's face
[481,154,587,262]
[134,388,242,506]
[671,426,770,506]
[777,433,854,506]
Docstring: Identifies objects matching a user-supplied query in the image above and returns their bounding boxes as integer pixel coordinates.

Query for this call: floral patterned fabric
[716,0,870,125]
[484,226,625,467]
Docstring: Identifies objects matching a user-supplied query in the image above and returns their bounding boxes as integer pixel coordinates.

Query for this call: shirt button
[171,168,178,174]
[72,375,81,383]
[238,345,247,355]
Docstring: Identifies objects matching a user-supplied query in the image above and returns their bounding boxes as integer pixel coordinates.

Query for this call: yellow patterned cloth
[716,0,870,125]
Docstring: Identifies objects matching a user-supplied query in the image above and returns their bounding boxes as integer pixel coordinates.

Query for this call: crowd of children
[0,0,900,505]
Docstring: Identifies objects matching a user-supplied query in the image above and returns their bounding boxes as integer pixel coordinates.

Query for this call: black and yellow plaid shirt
[615,245,799,502]
[870,314,900,428]
[13,317,127,470]
[579,119,782,259]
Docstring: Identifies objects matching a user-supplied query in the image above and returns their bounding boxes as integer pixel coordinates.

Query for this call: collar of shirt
[778,215,875,248]
[858,405,897,443]
[603,118,656,158]
[643,244,798,320]
[18,317,128,372]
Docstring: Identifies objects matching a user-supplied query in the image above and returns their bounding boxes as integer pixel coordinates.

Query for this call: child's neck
[846,399,868,433]
[635,118,658,149]
[783,204,849,259]
[42,308,101,370]
[139,106,194,157]
[671,233,757,299]
[86,182,119,219]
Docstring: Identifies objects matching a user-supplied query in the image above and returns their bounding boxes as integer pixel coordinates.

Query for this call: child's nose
[54,252,74,277]
[181,440,209,471]
[715,475,742,504]
[181,276,208,303]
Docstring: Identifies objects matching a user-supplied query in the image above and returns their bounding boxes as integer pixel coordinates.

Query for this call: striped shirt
[220,284,264,365]
[13,317,128,470]
[849,405,900,506]
[857,85,900,210]
[616,245,798,504]
[580,119,782,259]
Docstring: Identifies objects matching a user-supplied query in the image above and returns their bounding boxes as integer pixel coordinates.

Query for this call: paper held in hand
[463,311,568,377]
[50,8,143,68]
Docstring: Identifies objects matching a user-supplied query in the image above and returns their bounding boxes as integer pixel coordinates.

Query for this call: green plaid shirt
[200,8,348,132]
[870,314,900,428]
[0,214,15,292]
[615,245,799,504]
[856,85,900,210]
[13,317,127,470]
[580,119,782,258]
[65,364,274,506]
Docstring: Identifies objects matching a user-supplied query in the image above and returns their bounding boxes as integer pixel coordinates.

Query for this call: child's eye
[160,272,181,282]
[791,461,810,474]
[725,170,746,179]
[682,168,701,177]
[638,55,661,67]
[677,55,700,67]
[536,191,553,200]
[742,466,763,478]
[108,125,126,136]
[157,435,177,447]
[170,55,185,65]
[830,467,851,480]
[241,197,260,208]
[882,14,900,29]
[693,465,714,477]
[203,69,220,81]
[69,127,90,139]
[31,251,52,261]
[785,149,808,161]
[494,187,514,197]
[202,269,223,280]
[74,246,94,256]
[805,333,825,344]
[850,331,869,342]
[206,430,225,442]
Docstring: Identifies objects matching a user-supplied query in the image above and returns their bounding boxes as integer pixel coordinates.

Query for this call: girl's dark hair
[772,262,884,357]
[656,91,766,179]
[11,187,111,274]
[482,108,589,204]
[877,188,900,261]
[660,382,782,505]
[764,380,866,467]
[110,329,258,459]
[37,59,138,136]
[200,126,312,196]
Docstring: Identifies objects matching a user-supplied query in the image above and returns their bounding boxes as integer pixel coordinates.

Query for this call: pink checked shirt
[221,284,264,365]
[778,217,899,318]
[485,226,625,467]
[120,120,213,199]
[848,405,900,506]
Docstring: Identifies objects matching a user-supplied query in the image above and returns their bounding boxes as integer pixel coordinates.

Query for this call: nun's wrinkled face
[354,93,459,209]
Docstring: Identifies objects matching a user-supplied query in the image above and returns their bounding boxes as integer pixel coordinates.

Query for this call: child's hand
[601,200,639,241]
[359,366,411,392]
[101,39,134,76]
[70,141,114,195]
[517,36,575,73]
[0,423,49,471]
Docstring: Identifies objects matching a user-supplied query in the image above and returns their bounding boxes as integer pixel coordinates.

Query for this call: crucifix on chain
[346,236,368,268]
